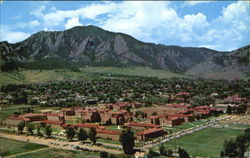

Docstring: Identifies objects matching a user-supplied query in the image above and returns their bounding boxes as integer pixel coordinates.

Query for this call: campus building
[96,129,122,141]
[136,128,165,141]
[4,113,47,126]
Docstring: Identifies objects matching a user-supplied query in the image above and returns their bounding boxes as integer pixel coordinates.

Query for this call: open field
[0,70,92,85]
[0,105,30,122]
[14,148,99,158]
[162,120,208,133]
[0,105,61,122]
[0,66,185,85]
[152,127,244,158]
[0,137,48,157]
[203,70,250,80]
[82,66,186,79]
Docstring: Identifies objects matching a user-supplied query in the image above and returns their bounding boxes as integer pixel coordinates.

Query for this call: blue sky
[0,1,249,51]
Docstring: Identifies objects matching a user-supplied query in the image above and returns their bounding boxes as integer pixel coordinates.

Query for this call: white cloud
[200,1,250,50]
[5,1,249,50]
[185,1,212,6]
[64,17,83,29]
[50,7,56,11]
[43,2,117,27]
[15,20,40,29]
[30,5,46,18]
[0,28,30,43]
[29,20,40,27]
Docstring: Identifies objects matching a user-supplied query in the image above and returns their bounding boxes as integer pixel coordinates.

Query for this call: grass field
[0,70,92,85]
[0,105,63,122]
[163,120,208,133]
[14,148,99,158]
[0,137,48,157]
[82,66,186,79]
[0,105,30,122]
[153,128,244,158]
[0,66,186,85]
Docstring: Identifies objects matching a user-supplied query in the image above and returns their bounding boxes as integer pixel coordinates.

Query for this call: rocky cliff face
[1,25,249,77]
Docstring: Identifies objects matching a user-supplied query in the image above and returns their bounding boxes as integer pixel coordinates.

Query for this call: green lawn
[0,137,48,157]
[225,123,250,130]
[106,125,124,131]
[15,148,99,158]
[153,128,244,158]
[97,138,121,145]
[0,105,31,122]
[163,120,208,133]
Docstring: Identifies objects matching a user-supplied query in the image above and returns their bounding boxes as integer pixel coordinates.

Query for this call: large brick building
[123,122,159,130]
[96,129,122,141]
[75,123,105,131]
[4,113,47,127]
[136,128,165,141]
[147,115,185,127]
[104,102,142,111]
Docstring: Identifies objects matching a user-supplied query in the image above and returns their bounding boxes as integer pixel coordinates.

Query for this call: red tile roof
[148,115,166,119]
[8,116,30,121]
[166,116,180,121]
[176,92,191,96]
[75,123,100,129]
[137,128,164,136]
[125,122,159,128]
[42,120,64,125]
[169,104,190,108]
[21,113,46,117]
[96,129,122,135]
[46,113,63,117]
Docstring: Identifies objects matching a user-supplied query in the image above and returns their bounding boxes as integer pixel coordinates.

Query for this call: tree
[119,129,135,154]
[159,144,165,155]
[45,125,52,137]
[17,121,25,134]
[226,105,232,114]
[178,148,190,158]
[12,92,28,104]
[77,128,88,142]
[147,149,160,158]
[36,125,42,136]
[89,128,97,145]
[26,123,34,135]
[40,122,46,128]
[125,106,131,112]
[66,127,76,141]
[109,154,117,158]
[151,112,158,116]
[100,151,108,158]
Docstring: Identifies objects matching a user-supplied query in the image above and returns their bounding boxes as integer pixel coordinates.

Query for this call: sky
[0,1,249,51]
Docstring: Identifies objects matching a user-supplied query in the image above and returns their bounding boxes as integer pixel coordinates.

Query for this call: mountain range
[1,25,249,79]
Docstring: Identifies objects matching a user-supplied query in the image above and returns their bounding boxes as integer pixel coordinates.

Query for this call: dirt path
[5,147,50,158]
[0,133,123,155]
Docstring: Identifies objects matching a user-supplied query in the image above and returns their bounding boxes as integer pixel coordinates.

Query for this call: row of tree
[221,128,250,157]
[16,122,135,155]
[147,146,190,158]
[65,127,97,144]
[17,121,52,137]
